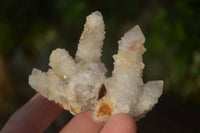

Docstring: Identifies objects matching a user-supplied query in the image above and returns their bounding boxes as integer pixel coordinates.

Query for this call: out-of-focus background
[0,0,200,132]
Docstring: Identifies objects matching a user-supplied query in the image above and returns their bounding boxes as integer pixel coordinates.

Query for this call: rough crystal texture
[29,11,164,121]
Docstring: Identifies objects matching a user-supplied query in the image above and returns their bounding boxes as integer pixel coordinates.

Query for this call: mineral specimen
[29,11,164,121]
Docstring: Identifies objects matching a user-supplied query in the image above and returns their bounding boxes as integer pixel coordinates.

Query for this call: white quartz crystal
[29,11,163,121]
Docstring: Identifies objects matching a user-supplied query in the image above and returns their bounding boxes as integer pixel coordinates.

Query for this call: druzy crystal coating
[29,11,163,121]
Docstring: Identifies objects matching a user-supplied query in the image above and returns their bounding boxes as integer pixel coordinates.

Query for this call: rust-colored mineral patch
[96,103,113,118]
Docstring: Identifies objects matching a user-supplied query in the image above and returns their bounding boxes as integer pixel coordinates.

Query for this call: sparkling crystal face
[29,11,163,121]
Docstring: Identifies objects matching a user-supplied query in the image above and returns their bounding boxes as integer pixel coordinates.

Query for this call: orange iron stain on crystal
[96,103,113,118]
[129,40,146,53]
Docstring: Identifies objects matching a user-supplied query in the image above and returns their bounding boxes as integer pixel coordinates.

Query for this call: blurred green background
[0,0,200,132]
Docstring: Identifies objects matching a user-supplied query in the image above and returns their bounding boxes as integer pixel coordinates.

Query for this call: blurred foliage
[0,0,200,128]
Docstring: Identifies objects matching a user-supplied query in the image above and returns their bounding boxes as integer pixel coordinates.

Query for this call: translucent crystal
[29,11,163,121]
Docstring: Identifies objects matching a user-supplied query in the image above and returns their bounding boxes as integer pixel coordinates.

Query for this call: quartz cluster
[29,11,164,121]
